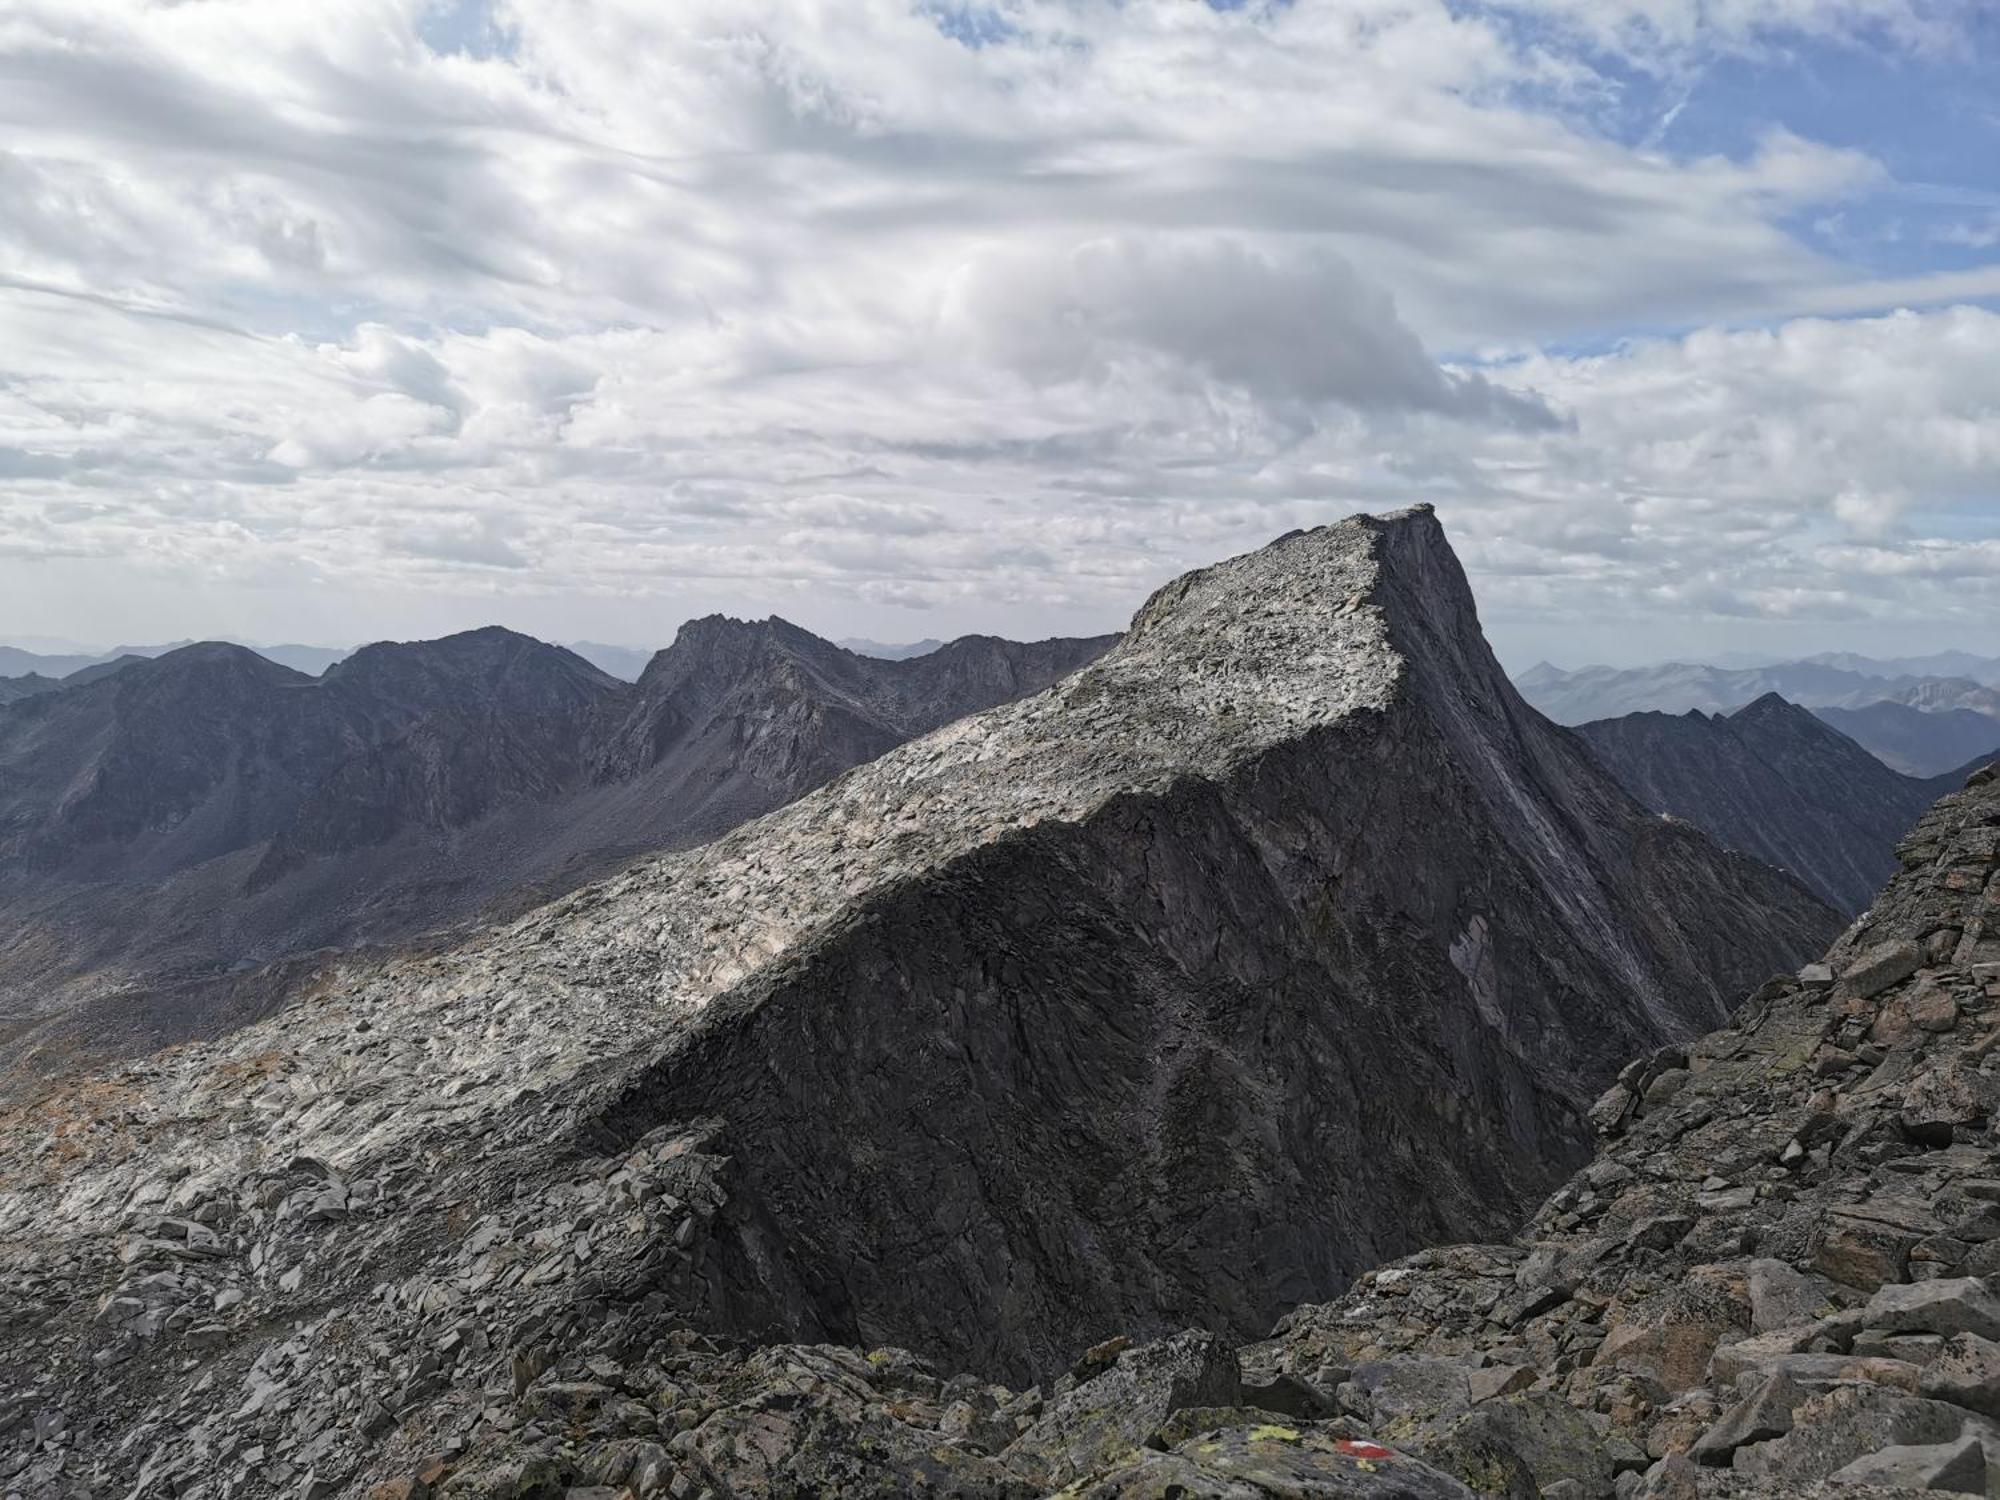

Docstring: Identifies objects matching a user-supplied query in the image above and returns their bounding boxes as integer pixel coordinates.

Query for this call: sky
[1,0,1997,668]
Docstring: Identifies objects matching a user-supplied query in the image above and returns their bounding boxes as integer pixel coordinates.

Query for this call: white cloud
[0,0,1991,657]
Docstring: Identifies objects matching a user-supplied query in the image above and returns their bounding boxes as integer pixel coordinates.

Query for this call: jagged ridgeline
[0,507,1835,1498]
[0,618,1112,1069]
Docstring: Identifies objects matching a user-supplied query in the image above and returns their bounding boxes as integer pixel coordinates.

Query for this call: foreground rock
[1252,761,2000,1495]
[0,508,1833,1498]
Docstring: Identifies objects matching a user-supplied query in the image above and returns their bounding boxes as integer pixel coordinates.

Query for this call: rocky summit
[1,507,1836,1500]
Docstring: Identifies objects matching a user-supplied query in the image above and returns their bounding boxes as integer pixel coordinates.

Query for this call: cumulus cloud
[0,0,1991,656]
[940,236,1561,428]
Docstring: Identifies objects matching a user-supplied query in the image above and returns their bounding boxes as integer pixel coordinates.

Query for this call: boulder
[1902,1063,1998,1144]
[1343,1356,1476,1433]
[1598,1317,1733,1395]
[1746,1259,1837,1333]
[1829,1436,1986,1493]
[1589,1085,1636,1137]
[1862,1279,2000,1343]
[1708,1326,1825,1388]
[1690,1373,1805,1465]
[1919,1331,2000,1419]
[1814,1215,1918,1290]
[1737,1384,1992,1489]
[1002,1330,1238,1488]
[1421,1392,1622,1500]
[1840,940,1923,1001]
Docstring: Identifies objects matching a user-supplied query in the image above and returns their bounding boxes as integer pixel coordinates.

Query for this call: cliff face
[0,507,1841,1500]
[1574,692,1951,914]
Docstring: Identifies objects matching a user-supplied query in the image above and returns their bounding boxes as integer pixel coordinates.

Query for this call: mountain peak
[0,506,1836,1477]
[148,639,295,672]
[1732,689,1804,720]
[326,626,616,696]
[1579,688,1942,913]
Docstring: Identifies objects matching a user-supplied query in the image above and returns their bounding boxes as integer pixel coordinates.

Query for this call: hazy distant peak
[837,636,947,661]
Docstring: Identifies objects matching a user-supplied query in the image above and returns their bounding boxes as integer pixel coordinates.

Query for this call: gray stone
[1691,1373,1805,1465]
[1739,1385,1986,1488]
[1919,1331,2000,1419]
[1829,1435,1986,1492]
[1344,1355,1476,1428]
[1862,1278,2000,1342]
[1002,1330,1239,1488]
[1071,1424,1478,1499]
[1424,1392,1620,1499]
[1841,940,1924,1000]
[1589,1084,1636,1137]
[1747,1260,1836,1333]
[1642,1070,1690,1110]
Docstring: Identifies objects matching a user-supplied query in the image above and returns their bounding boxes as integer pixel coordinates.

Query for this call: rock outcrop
[1574,693,1967,914]
[0,507,1836,1499]
[0,622,1110,1075]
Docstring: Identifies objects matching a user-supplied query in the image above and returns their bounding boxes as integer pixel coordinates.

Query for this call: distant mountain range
[1519,654,2000,776]
[1573,693,1982,913]
[0,618,1114,1066]
[0,640,351,682]
[1812,700,2000,778]
[836,636,948,660]
[0,637,670,692]
[563,640,653,680]
[0,634,943,690]
[1796,648,2000,686]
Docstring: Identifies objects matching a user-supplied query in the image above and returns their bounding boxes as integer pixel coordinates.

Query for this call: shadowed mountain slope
[0,671,63,706]
[0,508,1842,1500]
[1574,692,1966,914]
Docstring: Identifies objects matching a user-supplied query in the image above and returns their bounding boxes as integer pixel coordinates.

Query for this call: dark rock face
[1573,692,1962,914]
[0,622,1113,1071]
[0,507,1840,1500]
[253,628,623,877]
